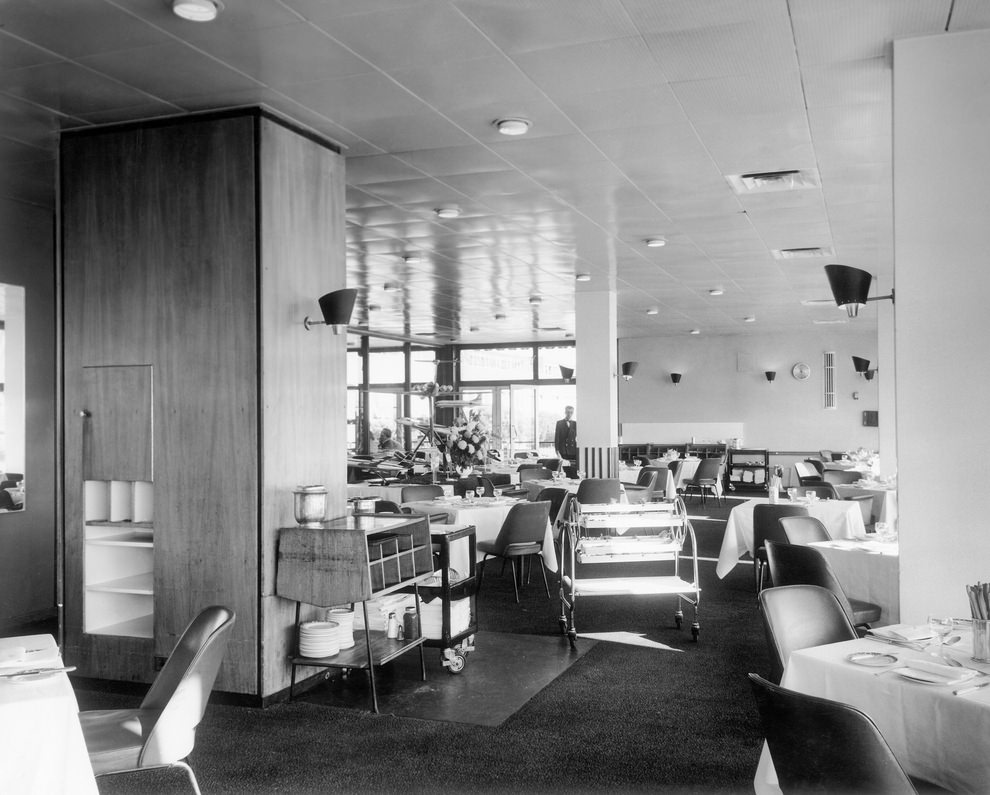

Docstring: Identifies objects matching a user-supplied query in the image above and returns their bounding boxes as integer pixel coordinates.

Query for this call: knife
[865,633,927,651]
[0,666,76,678]
[953,680,990,696]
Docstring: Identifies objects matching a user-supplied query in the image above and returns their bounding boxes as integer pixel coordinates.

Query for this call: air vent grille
[823,351,836,409]
[772,247,834,260]
[726,169,821,194]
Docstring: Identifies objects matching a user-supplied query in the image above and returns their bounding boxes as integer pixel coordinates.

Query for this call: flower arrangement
[446,419,489,471]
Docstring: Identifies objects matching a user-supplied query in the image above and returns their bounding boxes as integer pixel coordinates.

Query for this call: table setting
[0,634,97,794]
[716,496,866,578]
[809,538,900,624]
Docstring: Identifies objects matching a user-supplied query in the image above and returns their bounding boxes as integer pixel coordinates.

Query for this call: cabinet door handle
[78,410,90,418]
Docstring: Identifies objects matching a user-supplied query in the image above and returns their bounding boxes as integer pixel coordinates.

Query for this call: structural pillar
[574,288,619,477]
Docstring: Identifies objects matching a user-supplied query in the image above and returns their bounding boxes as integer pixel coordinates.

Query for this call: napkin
[872,625,933,643]
[896,658,978,685]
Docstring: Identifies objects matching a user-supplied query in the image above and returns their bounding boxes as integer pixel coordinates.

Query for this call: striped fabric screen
[578,446,620,478]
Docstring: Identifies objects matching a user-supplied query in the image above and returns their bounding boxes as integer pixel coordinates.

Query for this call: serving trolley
[558,497,701,646]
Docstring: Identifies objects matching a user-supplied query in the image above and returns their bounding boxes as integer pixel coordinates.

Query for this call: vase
[455,465,473,479]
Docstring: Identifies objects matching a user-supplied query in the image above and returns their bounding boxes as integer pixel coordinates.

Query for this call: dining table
[715,497,866,578]
[809,538,900,624]
[754,624,990,794]
[401,496,557,574]
[833,483,897,526]
[0,634,97,794]
[346,482,454,503]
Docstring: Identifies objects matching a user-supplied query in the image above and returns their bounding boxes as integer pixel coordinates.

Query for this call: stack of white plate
[325,608,355,649]
[298,620,340,658]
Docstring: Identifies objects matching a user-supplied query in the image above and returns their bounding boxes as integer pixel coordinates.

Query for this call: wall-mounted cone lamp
[852,355,877,380]
[670,372,682,386]
[765,371,776,383]
[824,264,895,318]
[621,361,639,381]
[559,365,574,382]
[304,288,358,334]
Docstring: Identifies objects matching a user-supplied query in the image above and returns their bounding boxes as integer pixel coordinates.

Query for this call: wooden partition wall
[60,108,346,700]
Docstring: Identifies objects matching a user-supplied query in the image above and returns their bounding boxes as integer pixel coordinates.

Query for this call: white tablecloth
[754,630,990,794]
[809,539,900,624]
[402,498,557,573]
[716,497,865,578]
[347,483,454,503]
[833,484,897,525]
[0,634,97,794]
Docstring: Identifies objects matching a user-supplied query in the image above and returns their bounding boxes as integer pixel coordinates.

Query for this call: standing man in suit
[554,405,577,463]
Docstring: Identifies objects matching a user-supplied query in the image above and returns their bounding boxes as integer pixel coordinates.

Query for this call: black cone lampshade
[305,288,357,333]
[852,356,871,374]
[765,371,776,383]
[559,365,574,381]
[825,264,872,317]
[621,361,638,381]
[670,372,682,385]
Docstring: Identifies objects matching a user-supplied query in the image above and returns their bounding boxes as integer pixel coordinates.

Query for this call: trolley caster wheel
[674,615,683,630]
[558,618,568,635]
[567,629,577,649]
[444,652,466,674]
[691,624,700,642]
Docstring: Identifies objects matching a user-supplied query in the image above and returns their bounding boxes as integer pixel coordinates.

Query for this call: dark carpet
[73,494,772,794]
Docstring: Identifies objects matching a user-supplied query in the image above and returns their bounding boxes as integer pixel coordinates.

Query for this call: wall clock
[791,362,811,381]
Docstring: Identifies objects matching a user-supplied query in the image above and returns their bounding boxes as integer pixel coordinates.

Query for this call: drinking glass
[786,488,798,501]
[493,488,503,499]
[475,487,485,498]
[928,616,954,657]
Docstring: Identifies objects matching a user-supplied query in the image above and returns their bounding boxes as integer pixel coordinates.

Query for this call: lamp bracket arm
[867,288,894,305]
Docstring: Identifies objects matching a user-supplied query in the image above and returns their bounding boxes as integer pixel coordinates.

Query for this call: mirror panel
[1,283,25,512]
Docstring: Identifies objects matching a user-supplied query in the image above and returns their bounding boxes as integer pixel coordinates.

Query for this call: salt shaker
[386,612,399,639]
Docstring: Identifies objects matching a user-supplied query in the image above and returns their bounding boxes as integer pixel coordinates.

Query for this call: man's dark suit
[554,418,577,461]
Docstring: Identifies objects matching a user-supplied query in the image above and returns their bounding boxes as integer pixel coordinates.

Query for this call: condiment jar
[403,606,420,640]
[386,612,399,639]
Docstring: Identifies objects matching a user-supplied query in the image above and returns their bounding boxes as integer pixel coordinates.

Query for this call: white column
[575,289,619,477]
[893,29,990,621]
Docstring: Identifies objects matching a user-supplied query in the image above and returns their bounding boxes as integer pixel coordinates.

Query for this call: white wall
[618,329,881,453]
[894,29,990,622]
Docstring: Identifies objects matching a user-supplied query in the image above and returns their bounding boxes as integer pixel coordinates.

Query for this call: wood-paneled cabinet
[61,108,347,699]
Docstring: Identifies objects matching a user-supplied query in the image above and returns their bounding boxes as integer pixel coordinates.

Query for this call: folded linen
[872,625,934,643]
[895,658,978,685]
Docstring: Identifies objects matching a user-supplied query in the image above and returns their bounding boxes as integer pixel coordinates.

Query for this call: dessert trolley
[558,497,700,646]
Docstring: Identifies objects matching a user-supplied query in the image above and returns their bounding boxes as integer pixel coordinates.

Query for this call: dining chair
[682,457,723,506]
[823,469,861,485]
[758,584,857,683]
[791,483,839,499]
[536,458,563,472]
[793,461,824,486]
[752,504,810,592]
[374,499,403,514]
[533,486,567,528]
[400,484,445,503]
[518,466,553,482]
[777,515,831,544]
[804,458,826,477]
[765,540,882,631]
[623,468,659,504]
[748,673,917,793]
[477,500,552,603]
[574,478,621,505]
[453,475,495,497]
[79,606,236,795]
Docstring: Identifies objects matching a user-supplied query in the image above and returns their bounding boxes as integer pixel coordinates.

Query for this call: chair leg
[175,761,202,795]
[509,559,520,603]
[538,555,550,598]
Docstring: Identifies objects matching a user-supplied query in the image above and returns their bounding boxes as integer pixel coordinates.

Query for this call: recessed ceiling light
[494,117,532,136]
[172,0,221,21]
[689,329,701,335]
[726,169,820,194]
[529,296,542,304]
[575,273,591,282]
[435,206,460,219]
[646,308,659,316]
[644,237,666,248]
[709,288,724,296]
[744,316,756,323]
[772,247,834,260]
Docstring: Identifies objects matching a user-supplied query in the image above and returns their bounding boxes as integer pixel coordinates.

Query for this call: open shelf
[85,613,153,639]
[86,571,153,594]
